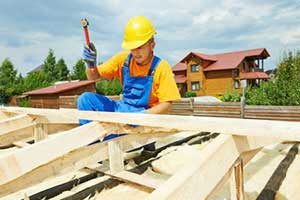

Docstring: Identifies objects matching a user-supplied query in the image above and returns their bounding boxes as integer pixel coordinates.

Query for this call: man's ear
[151,40,156,50]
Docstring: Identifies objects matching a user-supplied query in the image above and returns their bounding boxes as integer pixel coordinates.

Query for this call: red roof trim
[178,48,270,72]
[174,75,187,83]
[240,72,269,80]
[173,62,187,71]
[24,80,96,95]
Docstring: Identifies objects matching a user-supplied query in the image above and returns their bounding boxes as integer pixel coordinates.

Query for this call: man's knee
[77,92,95,109]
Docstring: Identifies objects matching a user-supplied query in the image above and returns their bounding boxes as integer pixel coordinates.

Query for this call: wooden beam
[0,121,107,186]
[0,124,35,148]
[0,111,11,120]
[12,141,31,148]
[230,158,244,200]
[145,135,284,200]
[104,170,163,190]
[0,114,35,133]
[2,107,300,141]
[34,123,48,142]
[0,131,173,196]
[0,123,77,148]
[108,140,124,174]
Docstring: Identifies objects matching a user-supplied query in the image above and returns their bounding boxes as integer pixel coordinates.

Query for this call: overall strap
[123,53,132,69]
[147,56,161,76]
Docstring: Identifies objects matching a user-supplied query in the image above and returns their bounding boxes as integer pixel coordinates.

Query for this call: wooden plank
[256,143,299,200]
[0,121,107,186]
[106,171,163,190]
[0,124,35,147]
[230,158,244,200]
[145,135,284,200]
[34,123,48,142]
[12,141,31,148]
[0,114,35,133]
[206,148,262,199]
[0,111,11,120]
[108,141,124,174]
[0,123,78,149]
[0,131,173,196]
[2,107,300,141]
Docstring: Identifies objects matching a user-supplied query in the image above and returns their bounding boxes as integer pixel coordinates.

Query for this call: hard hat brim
[122,32,156,50]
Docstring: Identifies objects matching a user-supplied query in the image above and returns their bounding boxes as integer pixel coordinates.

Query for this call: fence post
[240,88,246,118]
[190,98,194,116]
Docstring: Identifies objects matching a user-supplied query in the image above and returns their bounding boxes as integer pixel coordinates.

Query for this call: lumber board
[145,135,284,200]
[0,131,173,196]
[108,140,124,174]
[88,168,163,190]
[0,114,35,133]
[0,124,35,148]
[0,122,106,186]
[34,123,48,142]
[0,123,77,148]
[206,148,262,199]
[2,107,300,141]
[256,143,299,200]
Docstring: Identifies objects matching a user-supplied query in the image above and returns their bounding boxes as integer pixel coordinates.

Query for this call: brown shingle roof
[173,62,187,71]
[24,80,95,95]
[176,48,270,72]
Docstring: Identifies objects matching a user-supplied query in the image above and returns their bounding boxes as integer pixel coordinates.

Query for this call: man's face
[131,39,155,66]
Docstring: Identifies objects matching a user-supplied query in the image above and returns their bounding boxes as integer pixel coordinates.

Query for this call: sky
[0,0,299,75]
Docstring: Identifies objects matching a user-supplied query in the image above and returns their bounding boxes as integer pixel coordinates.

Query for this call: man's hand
[82,42,97,68]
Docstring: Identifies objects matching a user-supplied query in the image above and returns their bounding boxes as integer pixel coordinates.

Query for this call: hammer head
[81,18,89,28]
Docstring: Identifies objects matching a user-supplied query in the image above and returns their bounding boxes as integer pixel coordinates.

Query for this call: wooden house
[24,80,96,108]
[173,48,270,97]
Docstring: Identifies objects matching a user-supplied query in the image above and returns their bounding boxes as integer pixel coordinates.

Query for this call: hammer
[81,18,91,47]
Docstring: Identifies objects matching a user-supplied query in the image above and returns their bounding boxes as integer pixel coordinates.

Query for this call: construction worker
[78,16,180,140]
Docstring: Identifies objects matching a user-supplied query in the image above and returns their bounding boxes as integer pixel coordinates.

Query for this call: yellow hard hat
[122,16,156,50]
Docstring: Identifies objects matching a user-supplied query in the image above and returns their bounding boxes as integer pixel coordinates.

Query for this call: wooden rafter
[0,107,299,199]
[1,107,300,141]
[145,135,284,200]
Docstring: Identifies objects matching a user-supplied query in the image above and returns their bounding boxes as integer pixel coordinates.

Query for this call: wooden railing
[170,99,300,121]
[58,96,300,121]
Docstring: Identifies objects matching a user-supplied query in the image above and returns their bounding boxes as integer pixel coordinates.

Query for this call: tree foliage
[246,51,300,105]
[96,78,122,96]
[0,58,18,104]
[56,58,70,81]
[71,59,87,80]
[43,49,57,82]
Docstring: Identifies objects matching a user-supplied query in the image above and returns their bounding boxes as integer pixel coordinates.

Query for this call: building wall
[204,70,234,97]
[29,83,96,108]
[186,57,206,96]
[30,95,59,108]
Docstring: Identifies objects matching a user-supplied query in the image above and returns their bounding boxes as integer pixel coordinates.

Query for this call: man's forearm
[145,101,171,114]
[86,68,101,80]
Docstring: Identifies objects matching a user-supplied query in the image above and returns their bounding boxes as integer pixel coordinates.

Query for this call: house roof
[173,62,187,71]
[240,72,269,80]
[176,48,270,72]
[174,75,187,83]
[24,80,95,95]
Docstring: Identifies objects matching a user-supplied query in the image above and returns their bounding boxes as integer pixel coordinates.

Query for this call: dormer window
[191,64,199,72]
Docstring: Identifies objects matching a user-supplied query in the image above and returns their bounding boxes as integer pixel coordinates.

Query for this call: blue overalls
[77,54,161,141]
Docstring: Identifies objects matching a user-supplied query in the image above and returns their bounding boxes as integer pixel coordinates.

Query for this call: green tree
[43,49,57,82]
[55,58,69,81]
[71,59,87,80]
[246,50,300,105]
[96,78,122,95]
[22,71,51,92]
[0,58,18,104]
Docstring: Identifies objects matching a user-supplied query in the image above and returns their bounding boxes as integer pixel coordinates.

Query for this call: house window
[191,64,199,72]
[191,81,201,90]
